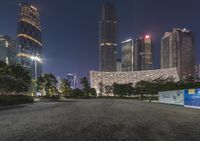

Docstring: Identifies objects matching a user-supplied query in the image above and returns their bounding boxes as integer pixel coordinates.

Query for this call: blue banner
[184,89,200,108]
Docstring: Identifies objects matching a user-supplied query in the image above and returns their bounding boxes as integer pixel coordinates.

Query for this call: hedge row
[0,95,34,106]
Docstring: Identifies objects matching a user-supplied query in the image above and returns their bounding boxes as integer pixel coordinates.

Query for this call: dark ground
[0,99,200,141]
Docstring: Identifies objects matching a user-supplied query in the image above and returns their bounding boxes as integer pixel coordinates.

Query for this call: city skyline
[0,0,200,78]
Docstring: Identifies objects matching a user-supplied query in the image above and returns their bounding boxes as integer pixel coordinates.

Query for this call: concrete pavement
[0,99,200,141]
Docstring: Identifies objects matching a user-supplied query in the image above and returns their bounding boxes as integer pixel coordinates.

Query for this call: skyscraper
[134,35,153,71]
[121,39,134,71]
[67,73,78,89]
[161,32,177,69]
[17,2,43,78]
[160,28,195,80]
[99,2,117,72]
[0,35,16,64]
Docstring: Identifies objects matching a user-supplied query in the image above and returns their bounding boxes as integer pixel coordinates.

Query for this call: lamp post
[131,39,134,71]
[30,55,42,79]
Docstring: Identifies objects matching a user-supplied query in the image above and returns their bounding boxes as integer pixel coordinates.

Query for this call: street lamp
[30,55,42,79]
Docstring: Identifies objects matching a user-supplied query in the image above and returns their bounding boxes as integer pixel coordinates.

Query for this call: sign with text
[184,89,200,108]
[159,90,184,105]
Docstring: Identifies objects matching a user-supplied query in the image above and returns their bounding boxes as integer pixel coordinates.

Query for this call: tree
[134,77,178,101]
[80,77,90,96]
[36,76,45,94]
[36,73,58,97]
[112,83,126,97]
[105,85,113,96]
[0,61,8,75]
[135,81,149,99]
[70,88,83,97]
[90,88,97,97]
[124,83,134,96]
[8,63,31,93]
[98,82,104,96]
[60,79,71,96]
[0,61,31,95]
[0,75,16,94]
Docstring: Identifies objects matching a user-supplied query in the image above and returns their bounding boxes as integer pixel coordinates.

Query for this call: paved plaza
[0,99,200,141]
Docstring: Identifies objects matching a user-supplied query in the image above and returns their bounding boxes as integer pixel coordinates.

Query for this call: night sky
[0,0,200,79]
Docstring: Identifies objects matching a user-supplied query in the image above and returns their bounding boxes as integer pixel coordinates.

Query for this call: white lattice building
[90,68,179,96]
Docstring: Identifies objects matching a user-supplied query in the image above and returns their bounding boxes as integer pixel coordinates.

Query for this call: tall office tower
[99,2,117,72]
[160,28,195,80]
[134,35,153,71]
[17,2,43,79]
[67,73,78,89]
[161,32,177,69]
[121,39,134,71]
[0,35,16,64]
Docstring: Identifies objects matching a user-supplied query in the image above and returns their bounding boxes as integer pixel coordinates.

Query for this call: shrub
[0,95,34,106]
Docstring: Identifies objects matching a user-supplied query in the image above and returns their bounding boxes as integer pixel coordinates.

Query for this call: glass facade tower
[160,28,195,80]
[121,39,134,71]
[0,35,16,64]
[99,2,117,72]
[134,35,153,71]
[17,2,42,78]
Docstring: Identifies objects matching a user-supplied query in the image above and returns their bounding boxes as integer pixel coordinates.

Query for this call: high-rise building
[67,73,78,89]
[0,35,16,64]
[121,39,134,71]
[17,2,43,79]
[161,32,177,69]
[56,76,62,92]
[134,35,153,71]
[160,28,195,80]
[99,2,117,72]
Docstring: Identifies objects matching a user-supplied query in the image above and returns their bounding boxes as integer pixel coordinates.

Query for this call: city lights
[121,39,132,43]
[30,5,37,11]
[30,55,42,63]
[145,35,150,39]
[17,34,43,47]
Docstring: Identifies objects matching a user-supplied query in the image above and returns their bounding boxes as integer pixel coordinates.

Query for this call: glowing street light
[30,56,42,63]
[30,55,42,79]
[145,35,150,39]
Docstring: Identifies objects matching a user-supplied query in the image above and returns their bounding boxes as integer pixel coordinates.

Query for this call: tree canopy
[0,61,31,95]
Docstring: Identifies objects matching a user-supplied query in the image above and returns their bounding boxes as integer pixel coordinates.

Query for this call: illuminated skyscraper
[121,39,134,71]
[134,35,153,71]
[99,2,117,72]
[17,2,42,78]
[161,32,177,69]
[161,28,195,80]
